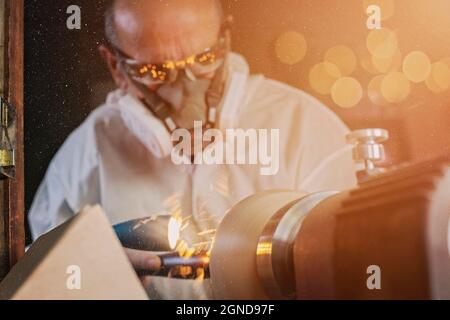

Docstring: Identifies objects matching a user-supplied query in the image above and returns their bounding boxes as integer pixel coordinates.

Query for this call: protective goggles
[112,34,228,86]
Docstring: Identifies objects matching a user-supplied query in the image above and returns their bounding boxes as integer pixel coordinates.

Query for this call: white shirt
[28,53,357,299]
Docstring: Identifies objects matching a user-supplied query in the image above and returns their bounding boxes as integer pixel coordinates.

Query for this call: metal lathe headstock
[210,129,450,300]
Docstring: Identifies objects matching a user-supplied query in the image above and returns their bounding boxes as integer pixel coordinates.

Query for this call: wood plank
[0,0,7,280]
[3,0,24,270]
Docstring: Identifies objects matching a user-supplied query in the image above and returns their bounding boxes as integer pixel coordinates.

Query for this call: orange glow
[176,240,188,258]
[225,0,450,163]
[196,268,206,281]
[331,77,363,108]
[429,61,450,91]
[325,45,357,76]
[366,28,398,59]
[425,72,444,94]
[184,247,196,259]
[275,31,307,65]
[256,242,273,256]
[381,71,411,103]
[372,50,402,74]
[402,51,432,83]
[360,50,381,75]
[309,62,341,95]
[178,266,193,277]
[368,75,390,106]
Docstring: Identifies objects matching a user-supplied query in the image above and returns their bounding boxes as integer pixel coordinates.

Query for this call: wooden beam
[3,0,24,269]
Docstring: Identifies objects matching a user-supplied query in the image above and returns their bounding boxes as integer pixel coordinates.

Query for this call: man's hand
[124,248,162,275]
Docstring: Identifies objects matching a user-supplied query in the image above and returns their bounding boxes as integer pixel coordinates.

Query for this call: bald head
[105,0,223,63]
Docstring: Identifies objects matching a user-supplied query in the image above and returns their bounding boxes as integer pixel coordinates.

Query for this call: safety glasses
[111,33,229,87]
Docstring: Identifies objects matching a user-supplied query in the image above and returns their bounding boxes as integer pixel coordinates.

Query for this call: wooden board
[0,0,24,280]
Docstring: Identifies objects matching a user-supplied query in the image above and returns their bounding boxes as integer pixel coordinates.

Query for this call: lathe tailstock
[210,157,450,300]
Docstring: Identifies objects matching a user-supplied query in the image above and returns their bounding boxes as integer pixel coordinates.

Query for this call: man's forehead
[113,0,222,62]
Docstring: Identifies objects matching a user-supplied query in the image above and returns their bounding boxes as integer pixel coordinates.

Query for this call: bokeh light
[309,62,341,95]
[368,75,390,106]
[402,51,431,83]
[426,61,450,93]
[324,45,357,76]
[366,28,398,58]
[360,50,381,75]
[331,77,363,108]
[363,0,395,21]
[381,71,411,103]
[372,50,402,73]
[425,70,444,93]
[275,31,307,65]
[431,61,450,90]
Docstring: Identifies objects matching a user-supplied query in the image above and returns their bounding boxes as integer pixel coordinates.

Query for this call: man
[29,0,356,299]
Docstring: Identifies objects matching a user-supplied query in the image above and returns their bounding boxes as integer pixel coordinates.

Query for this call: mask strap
[204,28,231,130]
[130,78,178,133]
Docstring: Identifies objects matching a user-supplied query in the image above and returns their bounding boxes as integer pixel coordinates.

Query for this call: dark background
[24,0,450,244]
[24,0,114,243]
